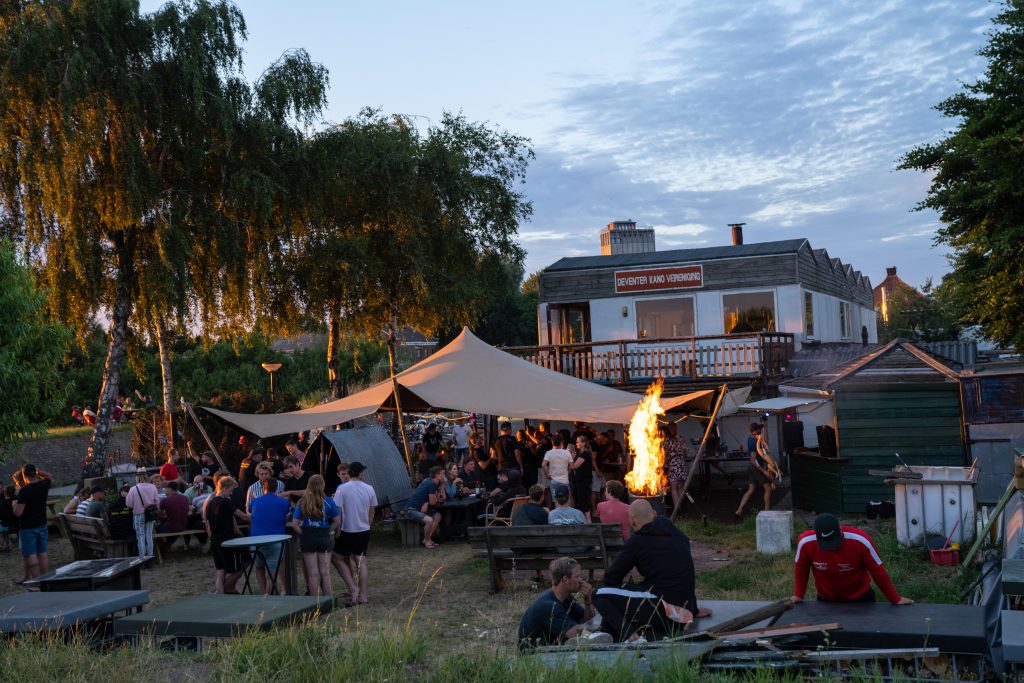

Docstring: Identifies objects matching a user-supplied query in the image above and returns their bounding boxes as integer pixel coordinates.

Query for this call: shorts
[211,536,248,572]
[253,542,283,572]
[19,525,48,556]
[402,509,432,523]
[591,474,605,493]
[299,527,332,553]
[748,465,772,487]
[334,530,371,557]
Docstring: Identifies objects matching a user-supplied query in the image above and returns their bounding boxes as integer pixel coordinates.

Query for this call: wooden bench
[152,528,208,564]
[59,513,134,561]
[468,524,625,593]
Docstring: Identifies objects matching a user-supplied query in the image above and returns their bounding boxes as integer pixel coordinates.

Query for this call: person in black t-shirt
[107,484,134,541]
[458,458,482,490]
[422,423,443,461]
[281,456,312,500]
[13,463,52,581]
[472,434,498,490]
[491,422,522,472]
[205,476,249,594]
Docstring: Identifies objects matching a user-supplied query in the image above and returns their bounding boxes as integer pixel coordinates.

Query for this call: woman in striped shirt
[246,462,283,513]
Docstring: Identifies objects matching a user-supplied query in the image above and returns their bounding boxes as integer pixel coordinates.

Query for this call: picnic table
[0,590,149,633]
[24,557,148,592]
[113,594,333,649]
[437,494,485,539]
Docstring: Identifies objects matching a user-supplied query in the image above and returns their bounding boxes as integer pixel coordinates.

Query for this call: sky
[142,0,1000,289]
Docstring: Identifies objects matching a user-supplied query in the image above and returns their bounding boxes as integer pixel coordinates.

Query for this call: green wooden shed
[784,339,966,514]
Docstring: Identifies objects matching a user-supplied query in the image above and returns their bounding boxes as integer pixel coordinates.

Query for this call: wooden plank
[716,622,842,641]
[868,469,922,479]
[705,598,793,635]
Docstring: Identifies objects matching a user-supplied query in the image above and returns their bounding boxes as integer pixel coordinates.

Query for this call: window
[804,291,814,337]
[723,291,776,333]
[840,301,852,338]
[635,297,695,339]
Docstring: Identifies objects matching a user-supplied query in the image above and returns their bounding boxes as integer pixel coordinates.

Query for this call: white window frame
[804,290,815,339]
[840,301,852,339]
[634,295,697,339]
[720,288,778,334]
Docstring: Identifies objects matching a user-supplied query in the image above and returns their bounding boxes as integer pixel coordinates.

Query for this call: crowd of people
[402,419,629,547]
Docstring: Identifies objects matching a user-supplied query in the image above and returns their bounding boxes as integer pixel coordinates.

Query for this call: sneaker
[582,614,603,631]
[585,631,613,645]
[630,635,648,645]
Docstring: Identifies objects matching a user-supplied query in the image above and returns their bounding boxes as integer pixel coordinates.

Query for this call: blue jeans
[133,514,155,557]
[19,525,48,557]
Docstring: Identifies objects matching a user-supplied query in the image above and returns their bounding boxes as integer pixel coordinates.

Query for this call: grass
[679,515,980,604]
[0,507,979,680]
[18,423,133,441]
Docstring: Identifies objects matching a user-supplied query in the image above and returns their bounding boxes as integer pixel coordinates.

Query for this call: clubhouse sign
[614,264,704,293]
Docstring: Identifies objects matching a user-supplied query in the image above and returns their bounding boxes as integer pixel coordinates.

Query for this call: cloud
[518,0,996,288]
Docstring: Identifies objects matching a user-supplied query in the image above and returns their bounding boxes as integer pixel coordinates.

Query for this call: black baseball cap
[348,462,366,477]
[553,483,570,501]
[813,513,843,551]
[499,421,511,431]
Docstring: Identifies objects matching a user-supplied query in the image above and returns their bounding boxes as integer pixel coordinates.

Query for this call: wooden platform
[0,590,150,632]
[113,595,333,639]
[774,601,988,654]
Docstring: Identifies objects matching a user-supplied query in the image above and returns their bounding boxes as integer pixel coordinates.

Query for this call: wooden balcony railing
[504,333,795,384]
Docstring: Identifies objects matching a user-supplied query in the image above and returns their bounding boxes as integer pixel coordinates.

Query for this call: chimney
[728,223,745,246]
[886,266,897,278]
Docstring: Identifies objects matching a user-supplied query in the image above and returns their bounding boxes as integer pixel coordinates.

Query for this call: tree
[0,1,326,473]
[877,277,962,343]
[0,241,69,458]
[311,110,532,470]
[899,1,1024,350]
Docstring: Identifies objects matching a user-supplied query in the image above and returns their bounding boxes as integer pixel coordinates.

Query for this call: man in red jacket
[791,513,914,606]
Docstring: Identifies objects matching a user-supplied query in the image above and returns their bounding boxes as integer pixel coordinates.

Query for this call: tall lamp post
[261,362,282,403]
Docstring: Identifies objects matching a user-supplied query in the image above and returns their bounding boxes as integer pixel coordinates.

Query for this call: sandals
[422,541,438,549]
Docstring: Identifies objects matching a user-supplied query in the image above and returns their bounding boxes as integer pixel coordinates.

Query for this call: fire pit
[626,381,668,517]
[628,491,666,516]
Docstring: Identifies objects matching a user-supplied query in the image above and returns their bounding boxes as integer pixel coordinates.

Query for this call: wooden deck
[504,333,794,385]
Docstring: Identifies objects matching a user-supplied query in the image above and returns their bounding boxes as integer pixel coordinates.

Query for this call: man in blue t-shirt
[248,484,291,595]
[404,465,444,549]
[518,557,602,651]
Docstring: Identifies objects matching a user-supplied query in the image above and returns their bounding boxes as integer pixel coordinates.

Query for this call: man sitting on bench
[592,499,712,643]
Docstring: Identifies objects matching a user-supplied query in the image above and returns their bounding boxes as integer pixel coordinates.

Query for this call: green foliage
[304,110,532,347]
[55,330,383,424]
[877,277,963,343]
[0,241,70,456]
[899,1,1024,350]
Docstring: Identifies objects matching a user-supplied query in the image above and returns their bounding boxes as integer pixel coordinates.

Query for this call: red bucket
[929,548,960,566]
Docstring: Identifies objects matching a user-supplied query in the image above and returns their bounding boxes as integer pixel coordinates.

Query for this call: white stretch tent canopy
[738,397,826,412]
[203,328,715,438]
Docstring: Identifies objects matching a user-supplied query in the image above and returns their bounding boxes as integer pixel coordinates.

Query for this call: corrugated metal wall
[835,386,965,513]
[920,340,977,367]
[315,426,413,507]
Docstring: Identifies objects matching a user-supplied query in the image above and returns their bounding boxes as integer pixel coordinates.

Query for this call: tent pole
[386,321,415,477]
[671,383,729,522]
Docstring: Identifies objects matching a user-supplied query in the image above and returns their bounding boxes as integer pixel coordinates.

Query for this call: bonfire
[625,380,667,497]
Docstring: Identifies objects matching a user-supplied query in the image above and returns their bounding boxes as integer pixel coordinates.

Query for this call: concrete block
[756,510,793,555]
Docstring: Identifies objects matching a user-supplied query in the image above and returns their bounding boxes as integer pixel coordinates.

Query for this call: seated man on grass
[593,499,712,643]
[518,557,608,651]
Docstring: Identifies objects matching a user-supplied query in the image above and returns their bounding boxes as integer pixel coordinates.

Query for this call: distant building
[539,226,875,350]
[873,266,926,323]
[599,220,655,256]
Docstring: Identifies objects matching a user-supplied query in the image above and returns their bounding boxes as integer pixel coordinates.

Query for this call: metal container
[893,466,978,547]
[628,491,666,516]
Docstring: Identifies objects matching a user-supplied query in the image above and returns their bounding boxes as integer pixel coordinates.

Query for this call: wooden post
[671,384,729,521]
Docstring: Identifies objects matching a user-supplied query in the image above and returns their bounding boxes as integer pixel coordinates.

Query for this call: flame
[626,381,666,496]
